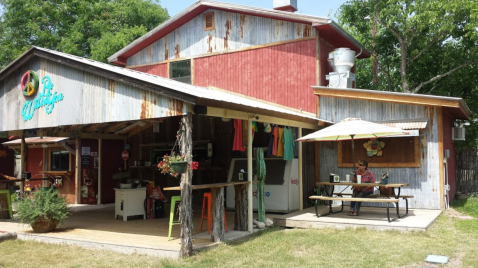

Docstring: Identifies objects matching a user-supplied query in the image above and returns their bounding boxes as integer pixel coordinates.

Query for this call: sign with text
[20,71,64,121]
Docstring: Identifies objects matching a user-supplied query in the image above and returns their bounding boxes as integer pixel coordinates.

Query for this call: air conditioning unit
[452,127,465,141]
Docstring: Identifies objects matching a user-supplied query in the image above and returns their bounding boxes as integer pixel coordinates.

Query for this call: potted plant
[157,152,199,178]
[15,188,71,233]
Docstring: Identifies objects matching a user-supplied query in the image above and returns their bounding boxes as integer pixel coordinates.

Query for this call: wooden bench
[309,196,400,222]
[333,193,414,216]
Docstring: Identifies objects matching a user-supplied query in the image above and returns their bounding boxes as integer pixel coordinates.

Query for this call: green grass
[450,196,478,218]
[1,203,477,268]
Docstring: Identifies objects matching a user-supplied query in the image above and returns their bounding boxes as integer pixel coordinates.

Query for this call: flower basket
[157,152,199,178]
[170,161,188,174]
[31,217,58,233]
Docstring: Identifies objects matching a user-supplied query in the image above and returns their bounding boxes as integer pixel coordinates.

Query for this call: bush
[15,188,71,226]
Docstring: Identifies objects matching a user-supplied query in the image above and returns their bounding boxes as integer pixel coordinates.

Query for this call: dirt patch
[443,208,475,220]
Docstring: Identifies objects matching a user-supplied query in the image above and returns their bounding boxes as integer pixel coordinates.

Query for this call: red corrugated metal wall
[194,40,317,114]
[442,111,456,202]
[131,63,168,78]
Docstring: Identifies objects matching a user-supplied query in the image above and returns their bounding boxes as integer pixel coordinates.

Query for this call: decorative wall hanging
[0,150,6,157]
[363,139,385,156]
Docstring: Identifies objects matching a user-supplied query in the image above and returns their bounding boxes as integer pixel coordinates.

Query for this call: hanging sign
[122,150,129,160]
[20,71,64,121]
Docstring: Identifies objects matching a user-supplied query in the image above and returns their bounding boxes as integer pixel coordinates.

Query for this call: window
[204,12,214,31]
[50,150,70,171]
[169,60,191,84]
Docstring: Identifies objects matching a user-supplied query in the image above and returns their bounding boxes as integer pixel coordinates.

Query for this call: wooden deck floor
[274,205,442,231]
[0,204,442,258]
[0,204,254,258]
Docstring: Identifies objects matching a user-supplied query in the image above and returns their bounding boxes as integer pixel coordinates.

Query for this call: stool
[0,190,12,219]
[200,192,228,233]
[168,196,181,240]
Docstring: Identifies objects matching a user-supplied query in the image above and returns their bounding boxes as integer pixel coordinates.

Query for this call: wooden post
[234,184,247,231]
[211,187,225,242]
[97,139,102,206]
[247,118,253,232]
[179,113,193,257]
[20,136,26,194]
[75,138,81,204]
[298,127,303,210]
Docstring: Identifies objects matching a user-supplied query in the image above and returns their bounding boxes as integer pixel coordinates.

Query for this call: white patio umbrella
[297,118,409,169]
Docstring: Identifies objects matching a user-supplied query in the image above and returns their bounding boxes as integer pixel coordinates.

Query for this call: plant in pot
[157,152,199,178]
[15,188,71,233]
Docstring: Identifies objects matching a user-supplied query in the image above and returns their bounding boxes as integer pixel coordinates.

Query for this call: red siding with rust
[131,64,168,78]
[0,139,14,177]
[25,148,43,189]
[194,39,317,113]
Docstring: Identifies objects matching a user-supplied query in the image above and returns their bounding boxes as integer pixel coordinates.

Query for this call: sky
[159,0,348,21]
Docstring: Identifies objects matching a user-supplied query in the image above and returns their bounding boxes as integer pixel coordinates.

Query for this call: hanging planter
[157,153,199,178]
[170,161,188,174]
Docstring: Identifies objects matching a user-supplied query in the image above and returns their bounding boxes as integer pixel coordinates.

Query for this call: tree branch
[411,60,478,93]
[376,18,404,43]
[408,30,449,64]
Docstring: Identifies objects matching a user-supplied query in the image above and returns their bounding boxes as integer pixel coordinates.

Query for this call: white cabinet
[114,188,146,221]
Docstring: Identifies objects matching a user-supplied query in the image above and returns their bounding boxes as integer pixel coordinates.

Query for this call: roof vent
[452,127,465,141]
[273,0,297,13]
[204,12,215,31]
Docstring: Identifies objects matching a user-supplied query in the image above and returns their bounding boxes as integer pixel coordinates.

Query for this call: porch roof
[0,46,328,133]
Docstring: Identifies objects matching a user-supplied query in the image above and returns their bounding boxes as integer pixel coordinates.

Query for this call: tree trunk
[211,187,225,242]
[399,42,409,93]
[234,184,247,231]
[179,113,193,257]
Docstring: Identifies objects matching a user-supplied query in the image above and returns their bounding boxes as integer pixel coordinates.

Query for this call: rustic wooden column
[247,118,253,232]
[298,127,303,210]
[234,184,247,231]
[75,137,81,204]
[179,113,193,257]
[211,187,225,242]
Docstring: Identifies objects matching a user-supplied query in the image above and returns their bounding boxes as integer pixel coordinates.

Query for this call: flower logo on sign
[363,139,385,157]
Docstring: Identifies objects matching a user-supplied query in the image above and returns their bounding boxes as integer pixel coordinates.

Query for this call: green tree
[0,0,169,69]
[337,0,478,148]
[338,0,478,94]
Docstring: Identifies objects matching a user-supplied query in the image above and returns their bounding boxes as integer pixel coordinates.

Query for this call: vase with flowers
[157,152,199,178]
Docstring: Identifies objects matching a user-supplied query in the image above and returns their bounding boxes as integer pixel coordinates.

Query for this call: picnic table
[310,182,412,222]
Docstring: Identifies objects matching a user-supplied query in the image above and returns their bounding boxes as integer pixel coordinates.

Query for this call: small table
[164,181,250,242]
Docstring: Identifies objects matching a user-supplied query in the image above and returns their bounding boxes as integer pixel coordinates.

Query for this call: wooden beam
[82,123,104,133]
[313,87,462,108]
[127,123,152,138]
[206,107,320,130]
[102,121,130,133]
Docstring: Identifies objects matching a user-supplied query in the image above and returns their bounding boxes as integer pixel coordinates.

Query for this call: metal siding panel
[0,59,189,132]
[193,39,316,113]
[127,9,316,67]
[319,98,442,209]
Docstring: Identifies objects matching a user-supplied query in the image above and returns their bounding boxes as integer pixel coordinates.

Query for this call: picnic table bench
[309,195,400,222]
[333,193,414,216]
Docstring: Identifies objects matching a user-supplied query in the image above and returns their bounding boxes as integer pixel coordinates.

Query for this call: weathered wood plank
[234,184,247,231]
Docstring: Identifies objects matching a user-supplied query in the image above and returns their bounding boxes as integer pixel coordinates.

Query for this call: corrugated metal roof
[107,0,368,64]
[1,137,69,146]
[1,46,327,124]
[374,118,428,130]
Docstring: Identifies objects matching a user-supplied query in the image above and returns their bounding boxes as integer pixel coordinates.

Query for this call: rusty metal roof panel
[375,119,428,130]
[1,137,68,146]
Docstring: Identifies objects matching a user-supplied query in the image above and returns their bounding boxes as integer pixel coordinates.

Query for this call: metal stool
[168,196,181,240]
[200,192,228,233]
[0,190,12,219]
